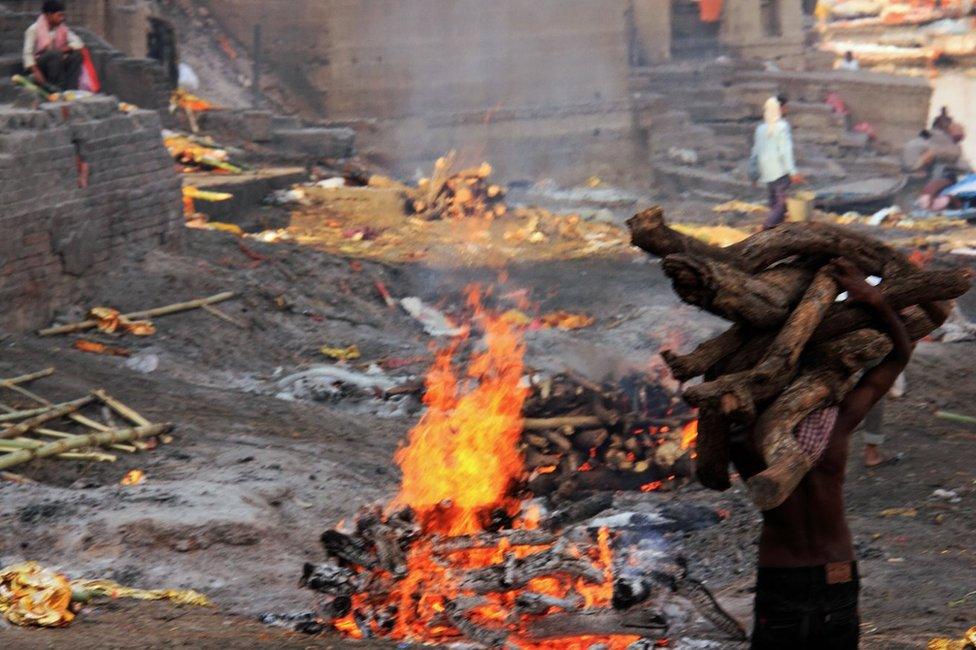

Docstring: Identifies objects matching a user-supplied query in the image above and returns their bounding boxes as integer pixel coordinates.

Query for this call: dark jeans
[36,48,83,91]
[752,563,860,650]
[763,174,791,230]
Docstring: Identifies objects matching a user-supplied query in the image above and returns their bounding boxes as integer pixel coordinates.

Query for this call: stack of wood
[627,207,972,510]
[410,151,507,220]
[520,371,697,499]
[0,368,172,478]
[303,497,746,644]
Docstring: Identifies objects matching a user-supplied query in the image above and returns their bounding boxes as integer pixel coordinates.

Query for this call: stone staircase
[631,58,897,202]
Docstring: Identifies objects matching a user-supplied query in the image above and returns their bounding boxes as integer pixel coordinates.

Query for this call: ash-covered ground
[0,223,973,649]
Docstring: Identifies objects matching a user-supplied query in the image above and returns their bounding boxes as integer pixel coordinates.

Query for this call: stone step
[183,166,309,223]
[271,127,356,160]
[0,53,21,77]
[649,124,718,153]
[688,101,753,123]
[653,161,756,197]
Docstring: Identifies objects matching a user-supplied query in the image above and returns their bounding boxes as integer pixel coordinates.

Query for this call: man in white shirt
[835,51,860,72]
[750,95,803,230]
[23,1,84,91]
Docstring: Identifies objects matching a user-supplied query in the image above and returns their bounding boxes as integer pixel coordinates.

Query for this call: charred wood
[544,492,614,530]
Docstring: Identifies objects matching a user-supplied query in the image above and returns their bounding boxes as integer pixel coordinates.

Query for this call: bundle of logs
[410,151,507,220]
[520,371,697,499]
[301,497,746,644]
[627,207,972,510]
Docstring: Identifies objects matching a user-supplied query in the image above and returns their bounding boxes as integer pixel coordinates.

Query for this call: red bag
[78,48,101,93]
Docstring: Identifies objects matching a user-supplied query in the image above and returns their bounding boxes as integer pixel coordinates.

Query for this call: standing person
[23,1,84,91]
[750,95,802,230]
[729,259,925,649]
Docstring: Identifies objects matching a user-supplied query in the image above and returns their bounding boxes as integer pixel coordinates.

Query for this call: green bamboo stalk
[0,438,116,462]
[0,384,111,433]
[936,410,976,426]
[0,406,53,422]
[0,395,96,439]
[34,427,137,453]
[0,368,55,387]
[0,424,172,471]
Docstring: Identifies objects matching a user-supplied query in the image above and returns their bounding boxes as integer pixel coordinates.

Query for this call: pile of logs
[302,497,746,644]
[410,151,507,220]
[520,371,697,499]
[627,207,972,510]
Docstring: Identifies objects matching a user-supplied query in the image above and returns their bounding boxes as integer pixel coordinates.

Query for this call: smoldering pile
[520,371,699,500]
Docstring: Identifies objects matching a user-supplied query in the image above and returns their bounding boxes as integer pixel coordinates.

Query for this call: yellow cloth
[0,562,211,628]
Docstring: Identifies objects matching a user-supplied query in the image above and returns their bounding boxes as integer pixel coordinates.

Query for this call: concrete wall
[203,0,644,185]
[0,96,182,330]
[632,0,671,65]
[721,0,805,62]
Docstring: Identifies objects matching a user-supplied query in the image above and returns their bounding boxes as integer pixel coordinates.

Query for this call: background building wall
[203,0,645,184]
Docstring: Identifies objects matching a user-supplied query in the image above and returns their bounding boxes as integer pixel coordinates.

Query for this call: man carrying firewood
[730,258,914,649]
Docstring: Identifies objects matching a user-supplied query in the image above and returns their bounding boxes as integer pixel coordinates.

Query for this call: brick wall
[0,95,183,330]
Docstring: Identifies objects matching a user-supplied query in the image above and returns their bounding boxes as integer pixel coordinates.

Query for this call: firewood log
[460,548,605,594]
[661,324,749,382]
[683,269,838,422]
[627,207,915,277]
[544,492,614,530]
[662,255,814,328]
[746,367,857,510]
[694,406,732,491]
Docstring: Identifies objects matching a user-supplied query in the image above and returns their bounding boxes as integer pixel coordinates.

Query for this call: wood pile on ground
[627,207,972,510]
[520,372,698,499]
[409,151,507,220]
[302,499,746,644]
[0,369,171,479]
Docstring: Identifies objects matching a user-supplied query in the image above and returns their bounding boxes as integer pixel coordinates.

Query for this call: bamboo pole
[936,411,976,426]
[34,427,136,453]
[0,438,116,462]
[92,390,151,427]
[0,404,62,422]
[37,292,237,336]
[0,395,96,439]
[201,304,248,329]
[0,368,55,386]
[523,416,602,431]
[0,383,111,433]
[1,471,36,484]
[0,424,172,471]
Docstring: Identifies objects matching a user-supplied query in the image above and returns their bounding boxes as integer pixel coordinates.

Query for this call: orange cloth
[700,0,724,22]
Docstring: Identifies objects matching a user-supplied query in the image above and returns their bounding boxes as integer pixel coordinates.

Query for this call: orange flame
[679,419,698,451]
[394,288,528,536]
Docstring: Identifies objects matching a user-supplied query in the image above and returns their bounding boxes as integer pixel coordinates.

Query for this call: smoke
[209,0,637,184]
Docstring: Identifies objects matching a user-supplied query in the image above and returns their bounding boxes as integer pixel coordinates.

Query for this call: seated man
[23,0,84,91]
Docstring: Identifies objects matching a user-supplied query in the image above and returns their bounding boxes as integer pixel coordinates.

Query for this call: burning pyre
[295,289,738,647]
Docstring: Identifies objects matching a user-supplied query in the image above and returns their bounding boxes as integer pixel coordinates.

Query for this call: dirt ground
[1,219,974,649]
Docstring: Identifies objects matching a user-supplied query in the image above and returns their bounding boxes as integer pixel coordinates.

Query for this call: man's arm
[66,28,83,52]
[832,259,913,434]
[23,24,44,84]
